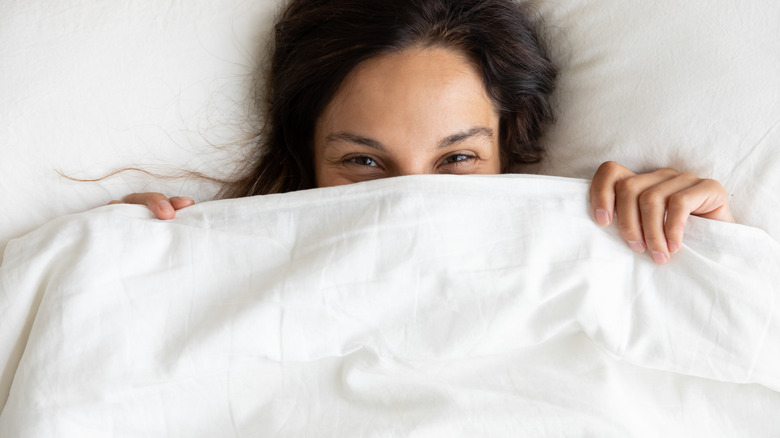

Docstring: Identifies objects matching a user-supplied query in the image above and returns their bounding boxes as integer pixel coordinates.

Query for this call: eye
[441,153,476,165]
[345,155,379,167]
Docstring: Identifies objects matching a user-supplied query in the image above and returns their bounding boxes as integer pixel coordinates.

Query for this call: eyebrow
[325,127,494,151]
[325,132,387,151]
[436,127,494,149]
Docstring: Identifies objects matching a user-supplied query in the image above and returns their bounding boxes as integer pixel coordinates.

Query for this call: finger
[124,192,176,220]
[590,161,635,226]
[614,168,679,255]
[664,178,734,254]
[169,196,195,210]
[637,172,700,264]
[685,179,734,223]
[108,200,122,205]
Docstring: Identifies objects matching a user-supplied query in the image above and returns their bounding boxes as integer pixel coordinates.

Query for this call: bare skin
[314,47,501,185]
[108,194,194,220]
[589,161,733,264]
[111,47,734,265]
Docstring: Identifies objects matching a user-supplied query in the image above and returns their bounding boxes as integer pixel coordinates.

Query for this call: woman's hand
[590,161,734,265]
[108,193,195,220]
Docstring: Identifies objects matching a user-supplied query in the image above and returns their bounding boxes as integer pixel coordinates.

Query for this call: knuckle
[678,171,700,183]
[701,178,725,192]
[122,193,140,203]
[615,178,640,196]
[638,190,665,210]
[616,220,638,236]
[664,220,685,236]
[596,161,631,182]
[591,190,613,208]
[144,192,167,203]
[667,193,689,211]
[644,235,666,248]
[614,178,627,193]
[598,161,623,174]
[592,181,612,196]
[645,240,668,255]
[656,168,679,178]
[125,192,166,206]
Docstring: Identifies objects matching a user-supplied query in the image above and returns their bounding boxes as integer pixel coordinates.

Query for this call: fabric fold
[1,175,778,436]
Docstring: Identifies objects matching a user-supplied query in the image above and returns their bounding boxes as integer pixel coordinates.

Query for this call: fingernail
[668,241,680,254]
[628,241,646,253]
[159,200,174,212]
[651,251,668,265]
[595,209,611,226]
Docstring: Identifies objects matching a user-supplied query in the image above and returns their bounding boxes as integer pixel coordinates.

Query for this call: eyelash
[441,153,477,166]
[342,153,477,169]
[344,155,380,168]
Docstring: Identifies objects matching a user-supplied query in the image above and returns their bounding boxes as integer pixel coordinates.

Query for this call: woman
[113,0,733,265]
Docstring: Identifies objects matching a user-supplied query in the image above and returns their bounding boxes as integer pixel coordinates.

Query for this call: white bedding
[2,0,780,265]
[1,175,778,436]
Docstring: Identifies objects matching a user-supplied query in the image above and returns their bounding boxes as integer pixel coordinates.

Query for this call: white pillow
[0,1,277,262]
[529,0,780,239]
[2,0,779,263]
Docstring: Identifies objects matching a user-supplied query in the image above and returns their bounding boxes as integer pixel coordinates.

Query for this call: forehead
[317,47,498,144]
[343,46,483,99]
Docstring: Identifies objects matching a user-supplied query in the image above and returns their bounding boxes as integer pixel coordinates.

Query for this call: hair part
[221,0,557,198]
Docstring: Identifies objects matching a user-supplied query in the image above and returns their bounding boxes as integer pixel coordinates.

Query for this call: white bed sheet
[1,175,778,436]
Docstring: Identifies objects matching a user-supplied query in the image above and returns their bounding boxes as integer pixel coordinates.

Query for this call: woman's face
[314,47,502,187]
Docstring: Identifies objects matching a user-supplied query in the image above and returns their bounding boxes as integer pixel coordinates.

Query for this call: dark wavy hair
[222,0,557,197]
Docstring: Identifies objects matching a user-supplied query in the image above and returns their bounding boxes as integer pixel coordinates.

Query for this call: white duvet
[1,175,779,437]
